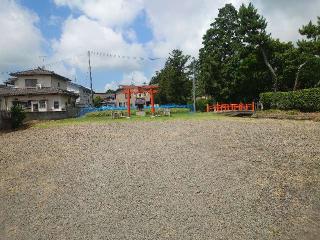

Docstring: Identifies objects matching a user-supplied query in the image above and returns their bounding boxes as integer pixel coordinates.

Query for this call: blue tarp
[79,104,193,117]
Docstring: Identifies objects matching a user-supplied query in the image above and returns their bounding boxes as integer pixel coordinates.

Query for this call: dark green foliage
[195,99,213,112]
[86,110,135,117]
[106,89,116,94]
[150,49,192,104]
[85,108,190,118]
[260,88,320,112]
[199,4,241,101]
[93,96,103,107]
[10,105,26,129]
[149,3,320,105]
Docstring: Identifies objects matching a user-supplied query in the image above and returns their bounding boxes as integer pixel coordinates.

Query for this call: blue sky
[1,0,320,92]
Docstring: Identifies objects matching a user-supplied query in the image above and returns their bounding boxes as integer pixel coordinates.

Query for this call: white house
[67,82,93,107]
[0,68,78,112]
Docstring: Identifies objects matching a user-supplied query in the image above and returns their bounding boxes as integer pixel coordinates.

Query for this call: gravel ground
[1,118,320,240]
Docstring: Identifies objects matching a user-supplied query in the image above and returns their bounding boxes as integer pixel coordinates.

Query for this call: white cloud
[51,15,146,71]
[144,0,246,57]
[104,70,148,90]
[124,28,138,42]
[252,0,320,42]
[54,0,144,27]
[0,0,44,80]
[48,15,64,26]
[53,0,320,61]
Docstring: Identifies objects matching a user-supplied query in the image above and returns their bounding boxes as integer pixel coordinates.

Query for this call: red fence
[207,102,255,113]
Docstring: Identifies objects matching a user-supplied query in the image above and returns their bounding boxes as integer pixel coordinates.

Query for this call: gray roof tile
[0,87,79,97]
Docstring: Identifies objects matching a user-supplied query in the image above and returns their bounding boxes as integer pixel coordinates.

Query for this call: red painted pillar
[150,90,155,115]
[127,89,131,117]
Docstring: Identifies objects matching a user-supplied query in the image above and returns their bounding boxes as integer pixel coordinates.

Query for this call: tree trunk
[293,62,307,91]
[261,48,278,92]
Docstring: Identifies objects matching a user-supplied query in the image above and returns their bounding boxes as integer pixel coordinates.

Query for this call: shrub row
[195,99,214,112]
[85,110,135,118]
[85,108,190,118]
[260,88,320,112]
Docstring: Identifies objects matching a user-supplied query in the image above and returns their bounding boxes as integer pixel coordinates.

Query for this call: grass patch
[34,112,228,129]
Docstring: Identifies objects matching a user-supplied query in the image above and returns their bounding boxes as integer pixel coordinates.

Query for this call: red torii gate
[119,85,159,117]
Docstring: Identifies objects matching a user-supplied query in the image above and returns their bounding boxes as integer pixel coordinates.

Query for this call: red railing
[207,102,255,113]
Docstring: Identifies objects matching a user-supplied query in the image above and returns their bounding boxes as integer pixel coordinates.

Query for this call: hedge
[260,88,320,112]
[195,99,214,112]
[85,108,190,118]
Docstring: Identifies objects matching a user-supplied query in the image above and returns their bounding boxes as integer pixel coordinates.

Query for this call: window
[25,79,37,87]
[39,100,46,109]
[27,100,32,109]
[58,82,60,88]
[54,101,59,109]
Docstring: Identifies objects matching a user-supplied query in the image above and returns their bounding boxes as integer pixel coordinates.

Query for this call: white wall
[13,75,68,90]
[2,95,74,111]
[67,83,92,107]
[51,76,67,90]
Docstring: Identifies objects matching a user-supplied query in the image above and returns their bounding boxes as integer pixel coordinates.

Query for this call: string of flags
[0,51,162,76]
[89,51,161,61]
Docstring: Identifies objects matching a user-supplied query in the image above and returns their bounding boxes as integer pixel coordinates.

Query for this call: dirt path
[1,118,320,239]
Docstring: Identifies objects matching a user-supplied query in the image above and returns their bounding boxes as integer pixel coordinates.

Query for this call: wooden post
[206,104,209,112]
[252,101,255,112]
[150,90,155,115]
[127,89,131,117]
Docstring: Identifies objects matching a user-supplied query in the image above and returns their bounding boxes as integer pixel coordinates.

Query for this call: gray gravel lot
[1,118,320,239]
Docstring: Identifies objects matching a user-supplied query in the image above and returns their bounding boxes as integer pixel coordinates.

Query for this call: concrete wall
[0,111,11,130]
[24,108,80,121]
[0,108,79,129]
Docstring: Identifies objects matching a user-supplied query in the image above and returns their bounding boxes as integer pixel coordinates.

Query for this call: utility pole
[88,50,93,106]
[192,61,196,112]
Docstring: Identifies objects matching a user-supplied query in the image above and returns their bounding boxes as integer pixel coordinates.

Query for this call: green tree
[294,17,320,90]
[106,89,116,94]
[238,3,279,91]
[10,105,26,129]
[199,4,241,101]
[150,49,192,104]
[93,96,103,107]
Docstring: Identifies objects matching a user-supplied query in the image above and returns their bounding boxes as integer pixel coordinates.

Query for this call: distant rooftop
[68,82,92,92]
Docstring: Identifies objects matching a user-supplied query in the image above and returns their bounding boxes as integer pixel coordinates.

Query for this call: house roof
[9,67,71,82]
[0,87,79,97]
[68,82,92,93]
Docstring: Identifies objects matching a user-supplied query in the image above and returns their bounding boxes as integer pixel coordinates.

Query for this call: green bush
[260,88,320,112]
[85,110,136,118]
[85,108,190,118]
[93,96,103,107]
[195,99,213,112]
[166,108,190,114]
[10,105,26,129]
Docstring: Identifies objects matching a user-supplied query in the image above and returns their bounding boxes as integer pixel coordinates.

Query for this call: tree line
[150,3,320,104]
